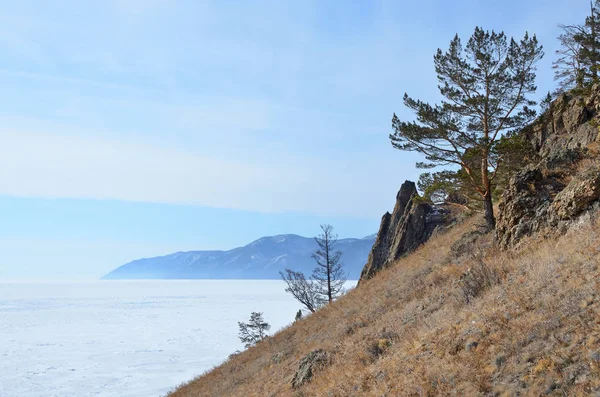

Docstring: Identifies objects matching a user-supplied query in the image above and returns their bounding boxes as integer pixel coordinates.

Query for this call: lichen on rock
[291,349,329,389]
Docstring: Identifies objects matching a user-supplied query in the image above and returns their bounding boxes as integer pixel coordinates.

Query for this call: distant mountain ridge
[102,234,376,280]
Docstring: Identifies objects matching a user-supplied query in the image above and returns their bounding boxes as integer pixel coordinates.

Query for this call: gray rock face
[526,86,600,157]
[359,181,453,282]
[291,349,328,389]
[495,166,555,248]
[551,165,600,220]
[496,148,600,244]
[496,85,600,247]
[496,95,600,248]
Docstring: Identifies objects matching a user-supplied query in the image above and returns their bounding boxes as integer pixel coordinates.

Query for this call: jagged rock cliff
[360,86,600,277]
[496,87,600,247]
[526,86,600,157]
[359,181,453,281]
[362,87,600,270]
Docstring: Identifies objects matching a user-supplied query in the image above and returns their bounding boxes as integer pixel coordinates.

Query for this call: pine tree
[390,27,543,229]
[417,128,537,211]
[417,170,472,210]
[237,312,270,348]
[311,224,346,303]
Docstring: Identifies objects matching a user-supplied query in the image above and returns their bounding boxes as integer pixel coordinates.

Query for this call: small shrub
[345,320,367,335]
[227,350,241,360]
[459,258,501,304]
[532,357,555,376]
[366,338,392,360]
[494,355,506,368]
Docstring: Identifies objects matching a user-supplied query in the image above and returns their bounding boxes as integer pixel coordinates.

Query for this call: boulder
[291,349,329,389]
[551,165,600,220]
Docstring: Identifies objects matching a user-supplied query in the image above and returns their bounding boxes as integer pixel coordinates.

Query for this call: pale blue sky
[0,0,587,279]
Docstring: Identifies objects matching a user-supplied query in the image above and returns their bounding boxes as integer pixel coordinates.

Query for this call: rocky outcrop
[551,165,600,220]
[495,166,552,247]
[496,86,600,247]
[526,86,600,157]
[496,159,600,247]
[359,181,453,282]
[291,349,329,389]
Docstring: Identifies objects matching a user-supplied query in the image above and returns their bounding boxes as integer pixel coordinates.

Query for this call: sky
[0,0,588,279]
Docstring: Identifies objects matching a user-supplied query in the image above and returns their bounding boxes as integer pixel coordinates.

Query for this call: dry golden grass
[168,214,600,397]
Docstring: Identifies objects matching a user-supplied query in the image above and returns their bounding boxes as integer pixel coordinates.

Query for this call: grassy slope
[168,214,600,396]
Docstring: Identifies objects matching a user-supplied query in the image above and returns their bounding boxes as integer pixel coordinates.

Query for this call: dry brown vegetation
[168,214,600,397]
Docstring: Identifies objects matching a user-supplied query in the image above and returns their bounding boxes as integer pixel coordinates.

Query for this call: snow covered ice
[0,280,304,397]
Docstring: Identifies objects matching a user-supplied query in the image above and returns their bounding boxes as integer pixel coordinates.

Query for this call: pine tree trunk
[483,191,495,230]
[481,157,495,230]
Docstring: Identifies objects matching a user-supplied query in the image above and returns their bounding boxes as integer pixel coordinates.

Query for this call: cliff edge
[359,181,455,281]
[496,86,600,247]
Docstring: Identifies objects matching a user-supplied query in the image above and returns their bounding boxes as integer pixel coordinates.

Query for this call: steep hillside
[168,215,600,396]
[167,89,600,396]
[103,234,375,280]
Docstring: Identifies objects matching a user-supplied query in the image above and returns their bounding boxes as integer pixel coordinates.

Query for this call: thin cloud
[0,126,410,217]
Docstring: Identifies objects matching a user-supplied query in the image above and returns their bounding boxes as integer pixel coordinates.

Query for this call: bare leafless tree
[311,224,347,303]
[279,269,323,313]
[280,224,347,313]
[553,24,586,94]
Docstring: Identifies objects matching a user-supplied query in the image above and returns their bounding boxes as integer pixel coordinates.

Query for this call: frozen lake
[0,280,306,397]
